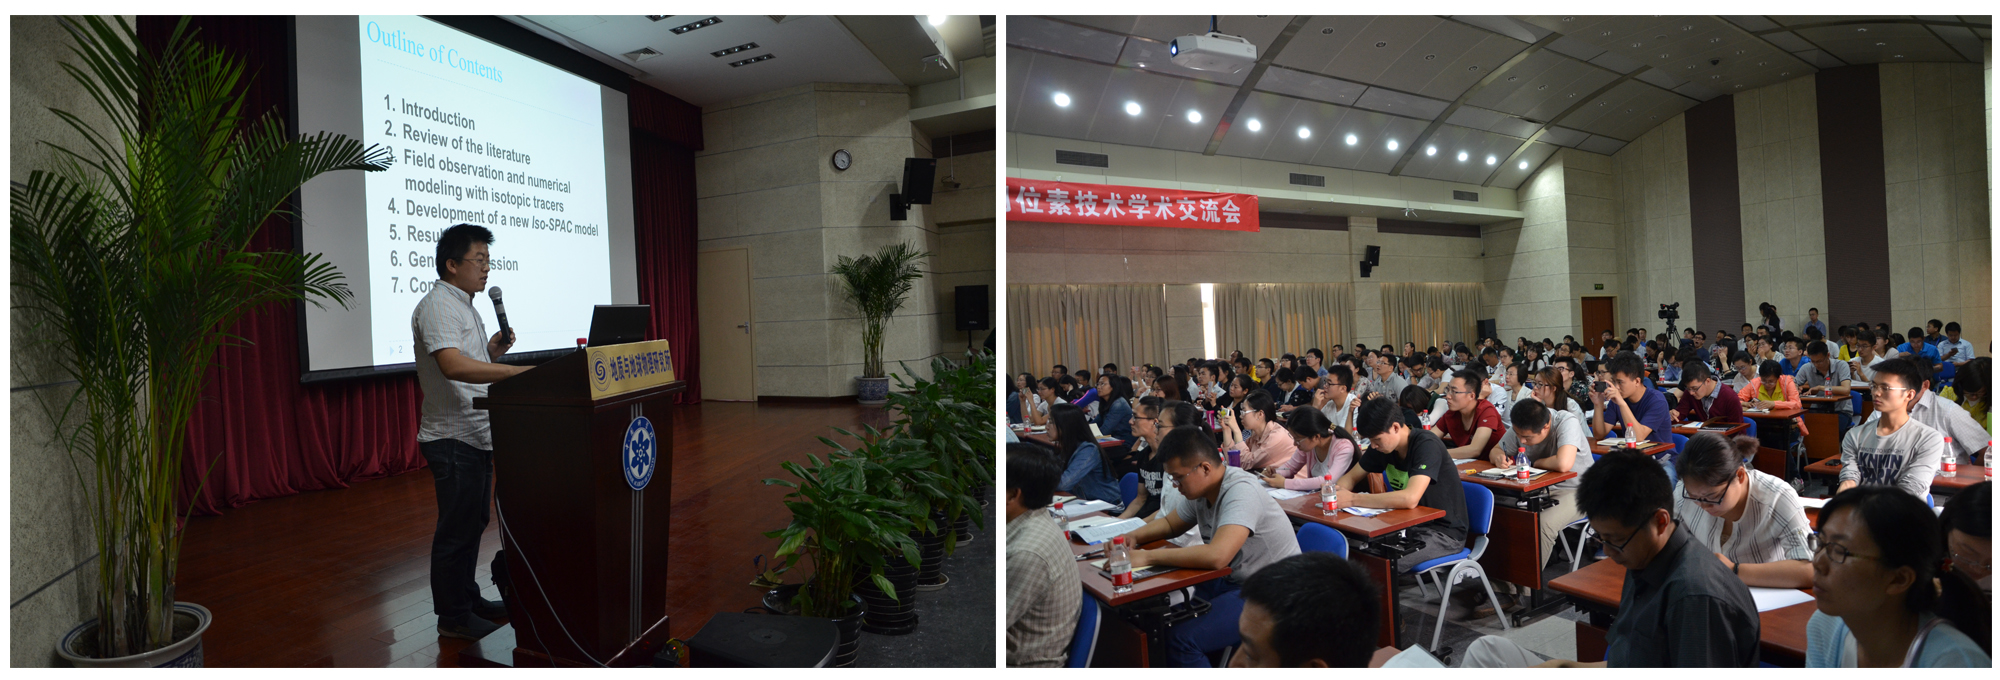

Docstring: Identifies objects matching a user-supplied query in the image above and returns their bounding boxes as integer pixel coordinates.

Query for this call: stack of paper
[1797,496,1829,509]
[1341,506,1390,518]
[1596,438,1633,447]
[1380,645,1446,668]
[1746,587,1815,612]
[1058,499,1114,517]
[1072,517,1146,545]
[1268,488,1312,500]
[1473,465,1547,479]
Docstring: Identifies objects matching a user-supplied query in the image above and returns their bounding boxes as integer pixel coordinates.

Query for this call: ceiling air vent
[1452,190,1480,202]
[621,47,663,63]
[1055,150,1109,168]
[1289,173,1326,187]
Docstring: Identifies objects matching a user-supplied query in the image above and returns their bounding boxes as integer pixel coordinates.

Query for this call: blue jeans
[418,438,493,619]
[1166,578,1244,667]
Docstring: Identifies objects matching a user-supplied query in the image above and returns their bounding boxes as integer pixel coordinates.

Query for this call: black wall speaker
[1477,319,1497,342]
[1364,245,1381,265]
[900,158,937,205]
[954,285,990,331]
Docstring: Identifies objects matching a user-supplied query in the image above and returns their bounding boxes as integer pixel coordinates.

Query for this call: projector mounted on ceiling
[1170,32,1256,73]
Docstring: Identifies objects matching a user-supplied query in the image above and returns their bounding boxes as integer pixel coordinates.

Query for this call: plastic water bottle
[1516,446,1530,482]
[1985,441,1992,480]
[1107,536,1133,593]
[1051,502,1067,536]
[1942,437,1957,474]
[1320,474,1339,515]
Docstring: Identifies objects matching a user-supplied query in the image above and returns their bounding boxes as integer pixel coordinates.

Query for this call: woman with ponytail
[1805,485,1990,666]
[1264,407,1357,491]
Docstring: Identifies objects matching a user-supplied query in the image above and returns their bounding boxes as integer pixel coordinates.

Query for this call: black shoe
[474,598,508,620]
[438,613,502,640]
[1469,593,1516,620]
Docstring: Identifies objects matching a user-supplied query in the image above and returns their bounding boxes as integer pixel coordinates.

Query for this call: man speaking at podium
[411,223,530,640]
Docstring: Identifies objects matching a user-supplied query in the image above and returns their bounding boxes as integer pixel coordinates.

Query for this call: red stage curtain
[628,83,703,404]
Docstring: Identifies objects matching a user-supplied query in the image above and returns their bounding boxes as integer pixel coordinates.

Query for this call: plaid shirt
[1675,469,1814,566]
[1006,510,1080,667]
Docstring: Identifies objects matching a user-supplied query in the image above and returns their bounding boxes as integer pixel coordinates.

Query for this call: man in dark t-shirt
[1333,397,1469,571]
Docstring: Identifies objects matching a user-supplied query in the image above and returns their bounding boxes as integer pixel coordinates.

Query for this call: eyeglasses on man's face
[454,257,491,270]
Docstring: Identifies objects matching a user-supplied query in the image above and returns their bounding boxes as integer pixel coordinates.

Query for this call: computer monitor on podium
[587,305,650,346]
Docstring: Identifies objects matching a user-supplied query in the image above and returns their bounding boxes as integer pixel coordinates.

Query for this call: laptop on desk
[586,305,650,347]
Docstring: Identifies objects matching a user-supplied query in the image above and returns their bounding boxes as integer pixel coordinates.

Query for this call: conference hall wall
[697,84,995,398]
[1007,131,1498,363]
[1606,62,1990,346]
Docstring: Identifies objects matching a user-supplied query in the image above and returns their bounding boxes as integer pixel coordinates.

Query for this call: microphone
[488,286,513,345]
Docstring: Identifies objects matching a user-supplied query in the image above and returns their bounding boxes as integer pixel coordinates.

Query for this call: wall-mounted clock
[831,149,853,171]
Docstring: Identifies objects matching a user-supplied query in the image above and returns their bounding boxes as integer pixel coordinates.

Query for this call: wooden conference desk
[1548,559,1814,666]
[1744,408,1806,455]
[1276,494,1443,649]
[1801,457,1988,493]
[1066,511,1231,667]
[1673,422,1748,439]
[1589,440,1676,457]
[1453,460,1578,603]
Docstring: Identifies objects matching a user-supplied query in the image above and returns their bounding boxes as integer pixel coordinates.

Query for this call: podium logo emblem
[623,416,656,491]
[590,348,611,393]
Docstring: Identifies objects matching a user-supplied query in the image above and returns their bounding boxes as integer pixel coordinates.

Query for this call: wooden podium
[466,343,685,667]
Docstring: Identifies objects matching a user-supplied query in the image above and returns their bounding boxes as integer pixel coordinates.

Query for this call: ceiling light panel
[1084,66,1181,148]
[1217,91,1300,159]
[1006,15,1128,63]
[669,16,722,35]
[1150,78,1238,152]
[1007,51,1117,141]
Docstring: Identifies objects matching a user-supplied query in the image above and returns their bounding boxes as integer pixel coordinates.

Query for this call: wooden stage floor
[175,400,900,667]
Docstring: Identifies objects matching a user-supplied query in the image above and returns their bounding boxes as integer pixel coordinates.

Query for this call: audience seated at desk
[1094,373,1135,442]
[1331,398,1471,572]
[1674,433,1814,589]
[1591,352,1675,455]
[1400,384,1449,430]
[1672,360,1743,425]
[1021,377,1064,428]
[1804,486,1990,667]
[1795,340,1854,428]
[1312,365,1362,441]
[1438,369,1506,460]
[1115,426,1302,667]
[1281,367,1320,414]
[1857,358,1988,468]
[1942,357,1990,435]
[1484,398,1592,612]
[1005,443,1082,668]
[1216,390,1295,472]
[1741,359,1802,411]
[1840,359,1951,499]
[1051,403,1120,504]
[1117,398,1197,521]
[1265,408,1357,491]
[1228,553,1379,668]
[1461,452,1760,667]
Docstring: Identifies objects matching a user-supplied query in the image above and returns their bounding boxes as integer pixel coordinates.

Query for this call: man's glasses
[455,257,491,270]
[1867,383,1914,394]
[1597,525,1643,553]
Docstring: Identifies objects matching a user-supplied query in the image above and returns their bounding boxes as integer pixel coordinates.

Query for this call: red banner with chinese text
[1006,178,1259,232]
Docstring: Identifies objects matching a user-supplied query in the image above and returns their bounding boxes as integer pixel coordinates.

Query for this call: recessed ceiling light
[1125,101,1142,115]
[1894,54,1903,58]
[1781,72,1789,76]
[1712,75,1721,79]
[1468,65,1480,71]
[1856,27,1868,32]
[1387,139,1400,151]
[1375,41,1388,48]
[727,53,776,67]
[927,15,947,27]
[1053,92,1070,107]
[1486,155,1497,165]
[1426,146,1437,156]
[1626,108,1634,113]
[669,16,723,34]
[1602,30,1613,36]
[1632,42,1643,48]
[1736,50,1746,55]
[1684,25,1694,31]
[1323,27,1336,35]
[1660,53,1670,59]
[1519,160,1529,169]
[1599,101,1607,106]
[1188,109,1203,123]
[1301,127,1315,139]
[1247,118,1262,132]
[1563,16,1574,21]
[1734,84,1743,88]
[1759,61,1768,66]
[1538,85,1548,90]
[1425,54,1437,60]
[1457,151,1469,162]
[1507,76,1518,81]
[1344,133,1357,145]
[1688,65,1697,69]
[1876,42,1886,47]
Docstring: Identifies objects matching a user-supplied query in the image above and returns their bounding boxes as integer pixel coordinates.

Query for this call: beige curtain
[1381,282,1483,351]
[1007,284,1168,377]
[1214,283,1353,360]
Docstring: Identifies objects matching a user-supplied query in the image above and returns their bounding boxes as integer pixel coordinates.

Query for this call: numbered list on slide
[360,16,609,365]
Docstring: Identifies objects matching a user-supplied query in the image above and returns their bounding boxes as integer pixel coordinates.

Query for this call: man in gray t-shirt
[1839,416,1944,500]
[1793,341,1852,417]
[1491,400,1593,589]
[1118,427,1301,667]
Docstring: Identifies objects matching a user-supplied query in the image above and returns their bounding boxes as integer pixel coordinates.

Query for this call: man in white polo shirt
[411,223,529,640]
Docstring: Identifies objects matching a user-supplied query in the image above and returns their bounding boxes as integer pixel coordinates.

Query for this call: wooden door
[697,249,755,401]
[1582,297,1615,343]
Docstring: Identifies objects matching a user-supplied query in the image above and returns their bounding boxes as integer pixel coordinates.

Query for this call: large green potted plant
[11,16,388,666]
[760,433,924,665]
[886,352,993,585]
[829,242,927,404]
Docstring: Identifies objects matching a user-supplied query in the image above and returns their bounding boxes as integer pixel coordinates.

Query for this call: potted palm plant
[760,434,924,665]
[886,352,993,587]
[12,16,388,666]
[829,242,927,404]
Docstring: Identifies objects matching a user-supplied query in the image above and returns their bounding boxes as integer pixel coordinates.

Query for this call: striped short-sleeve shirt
[1676,468,1814,565]
[412,281,492,450]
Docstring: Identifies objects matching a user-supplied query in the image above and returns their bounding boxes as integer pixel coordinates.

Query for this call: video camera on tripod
[1658,302,1681,341]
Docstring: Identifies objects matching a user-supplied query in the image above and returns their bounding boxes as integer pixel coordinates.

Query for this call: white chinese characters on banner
[1005,178,1259,232]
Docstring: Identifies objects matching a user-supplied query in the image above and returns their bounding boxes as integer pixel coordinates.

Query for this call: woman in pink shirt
[1739,359,1802,410]
[1263,408,1358,491]
[1216,389,1296,471]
